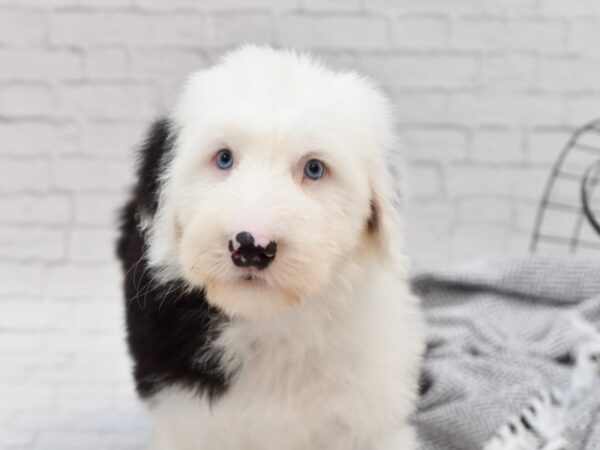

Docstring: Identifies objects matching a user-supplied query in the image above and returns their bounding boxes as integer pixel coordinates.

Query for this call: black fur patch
[134,118,173,215]
[116,118,230,400]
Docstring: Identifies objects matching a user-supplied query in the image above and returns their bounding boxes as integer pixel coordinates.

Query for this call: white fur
[144,46,424,450]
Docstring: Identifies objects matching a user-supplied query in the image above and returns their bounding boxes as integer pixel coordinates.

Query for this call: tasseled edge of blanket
[483,316,600,450]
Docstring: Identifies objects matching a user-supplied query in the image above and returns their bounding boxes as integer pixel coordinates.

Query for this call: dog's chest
[149,315,382,450]
[146,277,420,450]
[149,348,366,450]
[223,319,367,421]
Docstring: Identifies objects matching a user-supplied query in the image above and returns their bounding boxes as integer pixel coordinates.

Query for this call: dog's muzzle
[229,231,277,270]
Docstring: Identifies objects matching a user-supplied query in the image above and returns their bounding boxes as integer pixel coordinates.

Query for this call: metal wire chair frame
[581,161,600,236]
[531,119,600,253]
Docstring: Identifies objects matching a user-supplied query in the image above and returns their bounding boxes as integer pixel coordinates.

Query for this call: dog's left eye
[303,159,325,180]
[215,149,234,170]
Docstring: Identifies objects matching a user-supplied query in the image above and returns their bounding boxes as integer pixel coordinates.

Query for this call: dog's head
[140,46,402,318]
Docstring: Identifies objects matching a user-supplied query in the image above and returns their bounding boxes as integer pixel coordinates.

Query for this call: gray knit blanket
[412,257,600,450]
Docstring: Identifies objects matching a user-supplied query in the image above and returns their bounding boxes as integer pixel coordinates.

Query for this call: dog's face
[148,47,400,318]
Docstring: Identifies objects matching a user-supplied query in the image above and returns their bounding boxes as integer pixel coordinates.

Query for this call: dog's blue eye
[216,149,234,170]
[304,159,325,180]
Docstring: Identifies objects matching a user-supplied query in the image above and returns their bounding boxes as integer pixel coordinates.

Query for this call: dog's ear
[134,118,174,217]
[367,163,402,261]
[118,118,175,277]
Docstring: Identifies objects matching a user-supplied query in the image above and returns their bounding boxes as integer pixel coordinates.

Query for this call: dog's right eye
[215,149,234,170]
[303,159,325,180]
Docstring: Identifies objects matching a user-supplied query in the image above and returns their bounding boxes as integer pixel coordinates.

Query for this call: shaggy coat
[117,46,423,450]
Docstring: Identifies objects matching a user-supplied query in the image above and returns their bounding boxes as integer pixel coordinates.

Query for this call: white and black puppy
[117,46,423,450]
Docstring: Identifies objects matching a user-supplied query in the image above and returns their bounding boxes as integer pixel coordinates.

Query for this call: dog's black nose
[229,231,277,270]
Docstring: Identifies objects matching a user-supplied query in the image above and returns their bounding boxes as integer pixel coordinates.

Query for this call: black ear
[134,118,174,216]
[116,118,174,270]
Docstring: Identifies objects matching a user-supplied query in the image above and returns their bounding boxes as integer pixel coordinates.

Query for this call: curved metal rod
[581,160,600,237]
[572,160,600,252]
[530,119,600,252]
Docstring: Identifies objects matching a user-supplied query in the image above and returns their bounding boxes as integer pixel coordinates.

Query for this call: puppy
[117,46,423,450]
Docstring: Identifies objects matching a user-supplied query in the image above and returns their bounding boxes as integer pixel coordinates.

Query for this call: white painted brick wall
[1,2,599,445]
